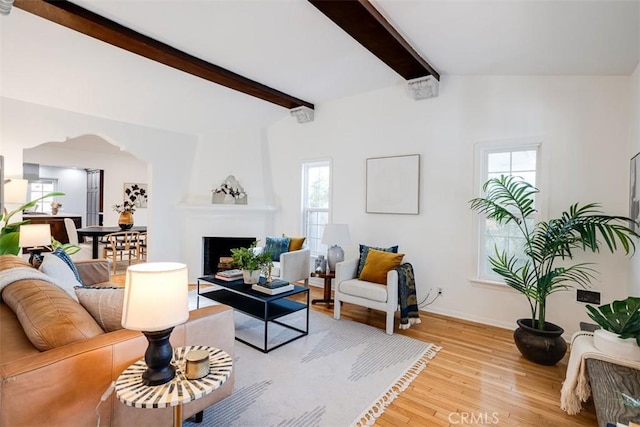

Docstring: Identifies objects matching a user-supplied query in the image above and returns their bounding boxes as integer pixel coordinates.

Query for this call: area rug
[186,292,440,427]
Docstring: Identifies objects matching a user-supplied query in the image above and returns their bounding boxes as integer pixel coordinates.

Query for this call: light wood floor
[113,275,598,426]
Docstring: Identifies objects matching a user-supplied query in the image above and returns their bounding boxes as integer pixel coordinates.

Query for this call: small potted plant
[230,242,272,284]
[587,297,640,361]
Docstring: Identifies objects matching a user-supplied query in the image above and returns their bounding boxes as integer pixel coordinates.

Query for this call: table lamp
[321,224,351,272]
[121,262,189,386]
[19,224,52,266]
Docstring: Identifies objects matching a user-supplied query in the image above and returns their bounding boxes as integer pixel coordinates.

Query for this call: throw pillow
[39,254,83,302]
[75,287,125,332]
[359,249,405,285]
[2,280,104,351]
[51,247,83,285]
[283,234,306,252]
[264,236,291,262]
[357,244,399,278]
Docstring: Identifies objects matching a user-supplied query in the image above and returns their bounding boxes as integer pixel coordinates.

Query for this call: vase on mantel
[118,211,134,230]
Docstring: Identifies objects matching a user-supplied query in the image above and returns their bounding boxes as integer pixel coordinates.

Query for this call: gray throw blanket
[394,263,421,329]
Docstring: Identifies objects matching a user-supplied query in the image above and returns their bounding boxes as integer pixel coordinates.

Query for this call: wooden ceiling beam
[14,0,314,110]
[308,0,439,81]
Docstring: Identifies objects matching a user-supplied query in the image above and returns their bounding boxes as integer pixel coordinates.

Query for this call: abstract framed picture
[366,154,420,215]
[630,153,640,233]
[124,183,148,208]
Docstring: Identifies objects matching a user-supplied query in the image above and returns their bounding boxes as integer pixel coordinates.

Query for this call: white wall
[267,75,634,336]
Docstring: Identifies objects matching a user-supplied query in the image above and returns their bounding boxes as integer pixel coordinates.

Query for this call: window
[302,161,331,257]
[475,140,540,282]
[28,180,57,213]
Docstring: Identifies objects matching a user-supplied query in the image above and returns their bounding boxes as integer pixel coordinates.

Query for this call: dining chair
[137,232,147,261]
[102,231,141,274]
[63,218,95,260]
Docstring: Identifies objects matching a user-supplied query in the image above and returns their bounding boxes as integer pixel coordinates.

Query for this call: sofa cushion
[265,236,290,262]
[39,254,82,302]
[339,278,388,302]
[283,235,306,252]
[3,280,104,351]
[75,287,125,332]
[357,244,399,278]
[359,249,405,284]
[0,255,32,272]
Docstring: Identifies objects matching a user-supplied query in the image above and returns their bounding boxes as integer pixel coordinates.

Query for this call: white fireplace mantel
[176,203,278,214]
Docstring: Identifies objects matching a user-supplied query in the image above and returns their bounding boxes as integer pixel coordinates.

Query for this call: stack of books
[214,269,243,281]
[252,279,294,295]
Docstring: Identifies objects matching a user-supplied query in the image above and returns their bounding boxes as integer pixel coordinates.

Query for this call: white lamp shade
[4,179,28,204]
[321,224,351,247]
[121,262,189,331]
[19,224,52,248]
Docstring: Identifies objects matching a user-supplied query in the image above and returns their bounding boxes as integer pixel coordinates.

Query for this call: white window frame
[28,179,57,213]
[301,159,332,258]
[472,137,543,285]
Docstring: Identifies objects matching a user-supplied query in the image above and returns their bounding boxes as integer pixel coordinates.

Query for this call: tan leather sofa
[0,255,235,427]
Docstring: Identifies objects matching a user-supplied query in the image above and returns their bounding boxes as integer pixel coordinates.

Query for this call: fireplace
[202,236,256,276]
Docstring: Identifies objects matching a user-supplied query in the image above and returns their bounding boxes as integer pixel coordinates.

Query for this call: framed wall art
[630,153,640,233]
[366,154,420,215]
[124,183,148,208]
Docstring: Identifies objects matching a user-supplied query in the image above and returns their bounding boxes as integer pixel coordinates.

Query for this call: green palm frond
[469,175,638,330]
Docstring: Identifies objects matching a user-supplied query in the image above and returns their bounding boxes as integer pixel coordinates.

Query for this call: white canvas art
[630,153,640,233]
[366,154,420,214]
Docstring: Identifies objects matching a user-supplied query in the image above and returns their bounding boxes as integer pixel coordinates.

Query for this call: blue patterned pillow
[52,247,83,285]
[265,236,291,262]
[357,244,399,278]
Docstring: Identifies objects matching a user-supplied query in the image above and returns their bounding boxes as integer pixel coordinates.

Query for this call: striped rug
[185,297,440,427]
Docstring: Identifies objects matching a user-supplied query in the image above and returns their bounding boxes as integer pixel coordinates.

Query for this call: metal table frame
[197,276,309,353]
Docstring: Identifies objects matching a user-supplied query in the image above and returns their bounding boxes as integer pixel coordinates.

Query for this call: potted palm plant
[470,175,637,365]
[230,242,272,284]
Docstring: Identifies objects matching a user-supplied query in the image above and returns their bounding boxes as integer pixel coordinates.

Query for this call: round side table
[116,345,232,427]
[310,271,335,306]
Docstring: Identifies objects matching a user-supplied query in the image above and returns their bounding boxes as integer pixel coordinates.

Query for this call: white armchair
[333,258,399,335]
[255,245,310,285]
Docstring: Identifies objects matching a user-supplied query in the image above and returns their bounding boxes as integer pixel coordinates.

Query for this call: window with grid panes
[476,144,539,282]
[28,180,56,213]
[302,161,331,258]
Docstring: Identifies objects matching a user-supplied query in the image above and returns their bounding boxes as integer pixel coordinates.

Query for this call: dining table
[76,226,147,259]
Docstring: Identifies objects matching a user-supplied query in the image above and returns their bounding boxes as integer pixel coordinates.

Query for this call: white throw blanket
[0,267,71,300]
[560,331,640,415]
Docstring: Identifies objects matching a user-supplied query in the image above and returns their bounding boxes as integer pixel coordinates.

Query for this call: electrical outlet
[577,289,600,304]
[437,287,443,296]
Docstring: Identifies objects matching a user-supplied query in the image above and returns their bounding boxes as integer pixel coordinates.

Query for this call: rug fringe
[354,344,442,426]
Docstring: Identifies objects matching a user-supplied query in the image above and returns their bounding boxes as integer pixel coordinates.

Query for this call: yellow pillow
[283,235,306,252]
[359,249,405,284]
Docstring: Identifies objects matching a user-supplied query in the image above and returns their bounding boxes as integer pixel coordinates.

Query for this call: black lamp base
[27,249,45,268]
[141,327,176,386]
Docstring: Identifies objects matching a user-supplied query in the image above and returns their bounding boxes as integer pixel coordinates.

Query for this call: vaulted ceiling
[1,0,638,135]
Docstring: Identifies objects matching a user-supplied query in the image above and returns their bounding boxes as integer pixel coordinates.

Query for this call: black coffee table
[197,276,309,353]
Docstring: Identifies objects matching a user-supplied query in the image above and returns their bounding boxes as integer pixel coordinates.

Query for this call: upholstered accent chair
[255,236,310,285]
[333,247,404,335]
